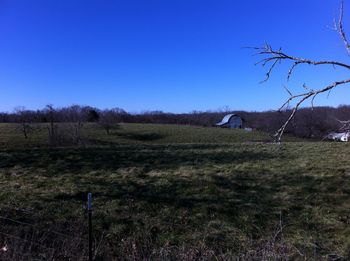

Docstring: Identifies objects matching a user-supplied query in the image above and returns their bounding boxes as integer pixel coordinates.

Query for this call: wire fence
[0,215,84,240]
[0,196,95,260]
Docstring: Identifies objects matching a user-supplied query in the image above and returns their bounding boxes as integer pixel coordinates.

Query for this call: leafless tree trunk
[98,108,124,135]
[46,105,58,146]
[14,106,33,139]
[254,1,350,142]
[62,105,86,145]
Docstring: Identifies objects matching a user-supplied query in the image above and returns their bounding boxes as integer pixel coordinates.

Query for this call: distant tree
[45,104,59,146]
[86,108,100,122]
[14,106,34,139]
[61,105,87,145]
[99,108,125,135]
[254,1,350,142]
[0,113,9,123]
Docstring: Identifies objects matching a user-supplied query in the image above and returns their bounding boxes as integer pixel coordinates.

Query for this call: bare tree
[45,104,59,146]
[14,106,33,139]
[255,1,350,142]
[99,108,125,135]
[61,105,86,145]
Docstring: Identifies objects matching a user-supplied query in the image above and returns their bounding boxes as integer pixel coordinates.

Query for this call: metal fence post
[88,193,92,261]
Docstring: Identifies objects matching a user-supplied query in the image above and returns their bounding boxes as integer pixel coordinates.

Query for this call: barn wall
[229,116,242,128]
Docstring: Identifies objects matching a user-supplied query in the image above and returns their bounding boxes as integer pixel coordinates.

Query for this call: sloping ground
[0,123,301,148]
[0,140,349,259]
[85,123,276,144]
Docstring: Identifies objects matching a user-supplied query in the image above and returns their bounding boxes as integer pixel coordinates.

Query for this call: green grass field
[0,122,301,148]
[0,123,349,260]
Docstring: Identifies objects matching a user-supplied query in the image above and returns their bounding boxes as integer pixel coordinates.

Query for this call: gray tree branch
[254,2,350,142]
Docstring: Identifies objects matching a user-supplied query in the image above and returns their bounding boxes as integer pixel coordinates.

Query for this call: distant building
[216,114,243,129]
[325,132,350,142]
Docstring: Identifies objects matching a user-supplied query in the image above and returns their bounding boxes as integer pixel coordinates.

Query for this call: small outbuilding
[216,114,243,129]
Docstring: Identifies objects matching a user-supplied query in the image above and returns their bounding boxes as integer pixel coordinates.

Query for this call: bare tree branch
[337,1,350,55]
[256,45,350,81]
[337,118,350,131]
[274,79,350,142]
[254,2,350,142]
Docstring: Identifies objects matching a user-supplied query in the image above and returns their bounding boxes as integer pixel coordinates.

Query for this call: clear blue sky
[1,0,350,113]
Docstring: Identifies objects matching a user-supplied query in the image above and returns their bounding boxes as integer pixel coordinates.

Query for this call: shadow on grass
[64,167,350,238]
[84,138,120,146]
[0,145,275,172]
[2,144,350,257]
[114,132,167,142]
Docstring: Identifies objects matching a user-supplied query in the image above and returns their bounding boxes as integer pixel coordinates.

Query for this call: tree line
[0,105,349,143]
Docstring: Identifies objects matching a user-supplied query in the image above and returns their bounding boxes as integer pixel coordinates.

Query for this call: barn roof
[216,114,239,126]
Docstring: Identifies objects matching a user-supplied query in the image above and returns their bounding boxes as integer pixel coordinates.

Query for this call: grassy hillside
[0,123,348,260]
[87,123,274,144]
[0,122,300,148]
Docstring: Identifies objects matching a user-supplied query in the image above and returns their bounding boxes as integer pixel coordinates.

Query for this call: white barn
[216,114,243,129]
